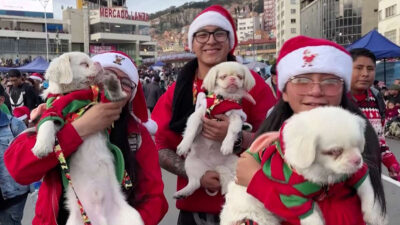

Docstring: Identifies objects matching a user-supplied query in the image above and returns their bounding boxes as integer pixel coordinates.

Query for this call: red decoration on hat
[188,5,238,54]
[13,106,30,121]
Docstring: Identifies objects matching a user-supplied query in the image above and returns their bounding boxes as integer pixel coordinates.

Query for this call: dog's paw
[32,140,54,158]
[103,74,127,102]
[220,140,234,155]
[177,142,190,157]
[173,191,188,199]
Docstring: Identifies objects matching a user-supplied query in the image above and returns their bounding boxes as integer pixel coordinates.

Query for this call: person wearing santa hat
[235,36,386,224]
[12,105,30,126]
[4,51,168,225]
[151,5,276,224]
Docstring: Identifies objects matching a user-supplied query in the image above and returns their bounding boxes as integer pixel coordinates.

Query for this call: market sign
[100,8,149,21]
[90,45,116,54]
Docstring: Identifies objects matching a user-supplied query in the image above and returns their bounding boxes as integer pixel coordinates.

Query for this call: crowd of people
[0,4,399,225]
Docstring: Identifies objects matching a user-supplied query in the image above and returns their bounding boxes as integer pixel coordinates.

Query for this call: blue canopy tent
[346,30,400,84]
[0,56,49,73]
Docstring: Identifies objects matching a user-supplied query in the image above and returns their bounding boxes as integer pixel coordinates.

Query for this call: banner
[89,45,116,54]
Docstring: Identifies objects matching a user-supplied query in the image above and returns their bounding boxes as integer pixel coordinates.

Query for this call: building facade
[276,0,300,53]
[234,38,276,62]
[300,0,323,38]
[0,0,71,62]
[263,0,276,33]
[378,0,400,46]
[237,15,262,42]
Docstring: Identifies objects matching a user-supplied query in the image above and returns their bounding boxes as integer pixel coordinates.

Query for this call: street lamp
[39,0,49,62]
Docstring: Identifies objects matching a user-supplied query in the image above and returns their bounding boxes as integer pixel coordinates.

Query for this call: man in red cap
[151,5,276,225]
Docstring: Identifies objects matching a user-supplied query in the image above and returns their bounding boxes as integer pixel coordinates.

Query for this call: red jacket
[4,118,168,225]
[152,71,276,214]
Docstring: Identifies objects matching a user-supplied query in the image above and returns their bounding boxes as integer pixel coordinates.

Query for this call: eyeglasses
[119,77,136,92]
[288,76,344,96]
[193,30,229,44]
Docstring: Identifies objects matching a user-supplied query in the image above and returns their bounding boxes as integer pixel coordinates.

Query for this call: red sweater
[4,118,168,225]
[152,71,276,213]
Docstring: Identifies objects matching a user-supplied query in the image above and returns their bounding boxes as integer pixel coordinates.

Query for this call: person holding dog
[235,36,386,224]
[348,48,400,181]
[4,51,168,225]
[151,5,276,225]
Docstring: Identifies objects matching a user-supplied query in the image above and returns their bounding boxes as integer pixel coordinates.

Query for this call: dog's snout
[350,156,362,166]
[229,76,236,82]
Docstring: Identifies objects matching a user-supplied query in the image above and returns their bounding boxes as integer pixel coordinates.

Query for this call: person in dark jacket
[145,75,164,112]
[8,69,39,110]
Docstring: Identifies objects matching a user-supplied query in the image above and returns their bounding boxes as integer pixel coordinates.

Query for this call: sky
[51,0,204,19]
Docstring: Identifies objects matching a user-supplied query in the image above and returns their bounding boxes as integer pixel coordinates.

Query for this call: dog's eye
[237,74,243,80]
[80,62,89,68]
[322,148,343,158]
[219,74,227,80]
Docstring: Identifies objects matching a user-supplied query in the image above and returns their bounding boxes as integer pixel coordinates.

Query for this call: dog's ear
[202,65,219,91]
[283,121,317,169]
[355,115,366,153]
[45,54,73,84]
[243,66,256,91]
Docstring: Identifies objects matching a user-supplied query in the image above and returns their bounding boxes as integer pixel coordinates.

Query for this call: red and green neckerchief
[43,86,132,225]
[205,93,242,118]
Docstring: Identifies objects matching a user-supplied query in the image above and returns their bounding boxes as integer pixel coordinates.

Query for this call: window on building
[291,28,297,33]
[291,9,296,14]
[291,19,296,24]
[385,5,397,18]
[291,0,296,4]
[385,29,397,43]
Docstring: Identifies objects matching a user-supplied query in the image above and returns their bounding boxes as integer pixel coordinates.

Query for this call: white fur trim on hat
[188,11,235,51]
[143,119,158,135]
[277,45,352,92]
[92,52,138,85]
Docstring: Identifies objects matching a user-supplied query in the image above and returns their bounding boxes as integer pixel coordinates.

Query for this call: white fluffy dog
[31,52,143,225]
[221,106,387,225]
[174,61,256,199]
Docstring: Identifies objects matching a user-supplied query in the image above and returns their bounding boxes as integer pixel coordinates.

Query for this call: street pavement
[22,138,400,225]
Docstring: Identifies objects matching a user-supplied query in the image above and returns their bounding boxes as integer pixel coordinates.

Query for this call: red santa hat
[29,73,44,82]
[13,106,30,121]
[91,51,157,135]
[188,5,237,54]
[276,35,353,93]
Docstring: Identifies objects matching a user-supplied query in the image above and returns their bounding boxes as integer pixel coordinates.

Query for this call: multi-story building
[300,0,378,46]
[0,0,71,61]
[263,0,276,33]
[378,0,400,46]
[237,15,262,42]
[276,0,300,53]
[64,0,156,63]
[300,0,323,39]
[234,38,276,62]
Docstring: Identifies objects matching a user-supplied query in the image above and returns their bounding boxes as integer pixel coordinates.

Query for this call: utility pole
[39,0,49,62]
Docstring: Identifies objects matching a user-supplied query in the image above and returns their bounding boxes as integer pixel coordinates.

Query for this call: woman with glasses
[151,5,277,225]
[4,51,168,225]
[235,36,386,224]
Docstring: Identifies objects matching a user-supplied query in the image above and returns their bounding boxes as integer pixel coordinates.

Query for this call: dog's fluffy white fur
[31,52,143,225]
[174,62,256,199]
[221,107,387,225]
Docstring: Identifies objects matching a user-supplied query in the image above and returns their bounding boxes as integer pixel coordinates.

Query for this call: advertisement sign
[0,0,53,13]
[90,45,116,54]
[99,7,149,21]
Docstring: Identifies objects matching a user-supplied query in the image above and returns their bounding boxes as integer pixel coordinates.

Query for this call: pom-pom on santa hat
[276,35,353,92]
[29,73,44,82]
[13,106,30,121]
[91,51,157,135]
[188,5,238,54]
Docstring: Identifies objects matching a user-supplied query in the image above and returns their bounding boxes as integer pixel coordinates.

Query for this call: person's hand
[72,100,126,138]
[236,152,261,187]
[201,114,229,142]
[200,170,221,193]
[389,164,400,181]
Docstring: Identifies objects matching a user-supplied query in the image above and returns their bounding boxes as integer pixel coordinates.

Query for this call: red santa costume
[152,5,277,219]
[4,51,167,225]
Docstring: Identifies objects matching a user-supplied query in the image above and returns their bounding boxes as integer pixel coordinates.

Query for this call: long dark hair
[256,84,386,214]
